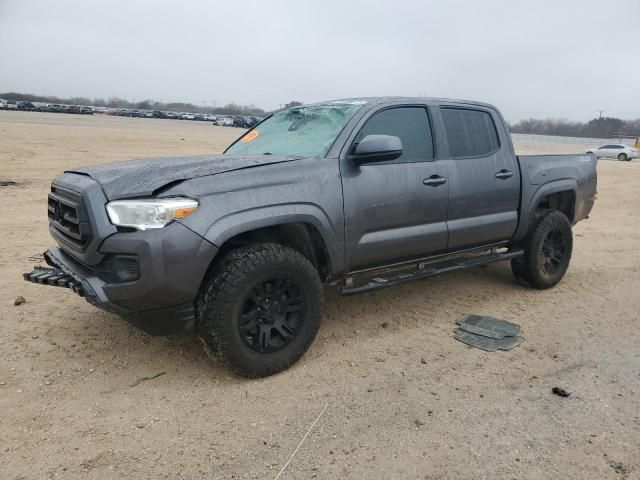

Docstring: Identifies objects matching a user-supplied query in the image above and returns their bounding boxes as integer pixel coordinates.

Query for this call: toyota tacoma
[25,97,598,377]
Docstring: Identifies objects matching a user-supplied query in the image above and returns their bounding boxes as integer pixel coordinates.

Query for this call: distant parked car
[17,101,36,111]
[217,115,233,126]
[586,144,638,161]
[233,115,251,128]
[181,112,195,120]
[48,104,66,113]
[1,100,19,110]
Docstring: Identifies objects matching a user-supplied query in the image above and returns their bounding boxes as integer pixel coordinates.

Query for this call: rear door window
[441,107,500,158]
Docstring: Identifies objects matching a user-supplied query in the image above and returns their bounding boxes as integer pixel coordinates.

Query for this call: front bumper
[24,222,219,335]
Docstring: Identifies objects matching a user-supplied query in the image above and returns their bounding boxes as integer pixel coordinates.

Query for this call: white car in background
[586,144,638,161]
[217,115,234,126]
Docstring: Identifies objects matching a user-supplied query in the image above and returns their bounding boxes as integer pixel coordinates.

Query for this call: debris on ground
[0,180,18,187]
[552,387,571,397]
[608,460,628,476]
[129,371,166,387]
[14,296,26,306]
[453,314,524,351]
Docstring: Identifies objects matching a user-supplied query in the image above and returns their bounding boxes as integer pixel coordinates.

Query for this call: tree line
[7,91,637,139]
[510,117,640,139]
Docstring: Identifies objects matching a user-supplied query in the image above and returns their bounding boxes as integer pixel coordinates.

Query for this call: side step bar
[339,248,524,296]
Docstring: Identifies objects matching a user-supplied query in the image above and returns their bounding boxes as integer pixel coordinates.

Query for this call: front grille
[48,187,92,251]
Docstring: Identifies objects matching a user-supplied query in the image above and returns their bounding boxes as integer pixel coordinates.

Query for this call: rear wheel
[197,243,324,377]
[511,211,573,289]
[618,153,628,161]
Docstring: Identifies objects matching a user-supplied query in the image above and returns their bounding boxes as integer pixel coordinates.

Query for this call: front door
[341,106,449,272]
[439,106,521,251]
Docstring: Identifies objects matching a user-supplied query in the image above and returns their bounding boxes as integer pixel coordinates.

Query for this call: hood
[66,153,302,200]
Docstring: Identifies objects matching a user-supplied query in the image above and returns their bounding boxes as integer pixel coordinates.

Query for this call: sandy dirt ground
[1,111,638,480]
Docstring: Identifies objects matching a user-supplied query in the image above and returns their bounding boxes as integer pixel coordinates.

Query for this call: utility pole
[202,101,206,113]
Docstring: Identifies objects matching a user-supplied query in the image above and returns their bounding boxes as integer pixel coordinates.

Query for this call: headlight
[106,198,198,230]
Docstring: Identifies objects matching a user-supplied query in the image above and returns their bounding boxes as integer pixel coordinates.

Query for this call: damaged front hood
[66,153,302,200]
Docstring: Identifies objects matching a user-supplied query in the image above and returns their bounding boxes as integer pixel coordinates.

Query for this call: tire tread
[196,243,323,377]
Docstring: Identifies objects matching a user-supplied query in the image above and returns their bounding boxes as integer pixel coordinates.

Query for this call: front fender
[200,203,344,277]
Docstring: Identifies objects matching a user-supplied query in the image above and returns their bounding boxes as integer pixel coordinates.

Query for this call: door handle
[423,175,446,186]
[495,169,514,180]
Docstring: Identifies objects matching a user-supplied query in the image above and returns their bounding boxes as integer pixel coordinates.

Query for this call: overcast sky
[1,0,638,121]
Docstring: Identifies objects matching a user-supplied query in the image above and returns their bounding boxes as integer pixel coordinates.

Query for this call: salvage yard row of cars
[0,99,262,128]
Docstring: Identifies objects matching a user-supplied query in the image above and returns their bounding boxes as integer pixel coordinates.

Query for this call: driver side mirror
[350,135,403,165]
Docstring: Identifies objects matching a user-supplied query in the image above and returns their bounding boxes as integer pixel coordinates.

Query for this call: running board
[339,248,524,296]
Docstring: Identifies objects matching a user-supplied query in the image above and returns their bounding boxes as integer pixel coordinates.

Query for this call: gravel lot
[1,111,638,480]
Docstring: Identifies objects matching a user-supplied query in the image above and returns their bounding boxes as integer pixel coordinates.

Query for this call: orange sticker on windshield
[241,130,260,142]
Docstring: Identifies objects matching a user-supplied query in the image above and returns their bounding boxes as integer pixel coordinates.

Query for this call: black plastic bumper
[23,246,202,336]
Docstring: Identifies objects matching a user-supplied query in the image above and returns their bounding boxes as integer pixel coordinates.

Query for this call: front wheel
[511,211,573,289]
[197,243,324,378]
[618,153,629,161]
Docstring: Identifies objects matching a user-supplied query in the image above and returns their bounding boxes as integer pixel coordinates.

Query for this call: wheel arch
[514,180,578,241]
[202,206,341,282]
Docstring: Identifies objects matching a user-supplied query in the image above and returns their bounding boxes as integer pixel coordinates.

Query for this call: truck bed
[517,153,597,227]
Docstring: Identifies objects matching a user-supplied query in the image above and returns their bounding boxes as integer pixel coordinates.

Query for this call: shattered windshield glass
[225,103,364,158]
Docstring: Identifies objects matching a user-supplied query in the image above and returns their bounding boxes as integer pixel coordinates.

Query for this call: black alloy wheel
[238,275,307,353]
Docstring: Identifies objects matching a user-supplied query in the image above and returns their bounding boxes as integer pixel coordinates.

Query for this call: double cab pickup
[25,97,597,377]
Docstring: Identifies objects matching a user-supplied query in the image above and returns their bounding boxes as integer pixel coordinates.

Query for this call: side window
[354,107,434,161]
[441,107,500,158]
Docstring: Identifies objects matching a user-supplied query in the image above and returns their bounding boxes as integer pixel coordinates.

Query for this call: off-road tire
[617,153,628,161]
[196,243,324,378]
[511,211,573,289]
[510,255,532,286]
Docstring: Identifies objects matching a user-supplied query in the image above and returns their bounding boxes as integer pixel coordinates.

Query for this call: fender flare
[202,202,344,276]
[513,179,578,242]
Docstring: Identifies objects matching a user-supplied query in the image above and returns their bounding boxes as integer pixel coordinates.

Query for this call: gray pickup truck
[25,97,597,377]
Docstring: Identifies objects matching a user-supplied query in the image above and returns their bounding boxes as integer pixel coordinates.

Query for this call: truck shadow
[76,262,522,382]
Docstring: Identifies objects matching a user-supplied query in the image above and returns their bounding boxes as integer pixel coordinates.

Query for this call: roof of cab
[306,96,498,110]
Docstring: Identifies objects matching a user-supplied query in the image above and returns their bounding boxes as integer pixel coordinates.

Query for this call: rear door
[438,106,520,251]
[341,105,449,271]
